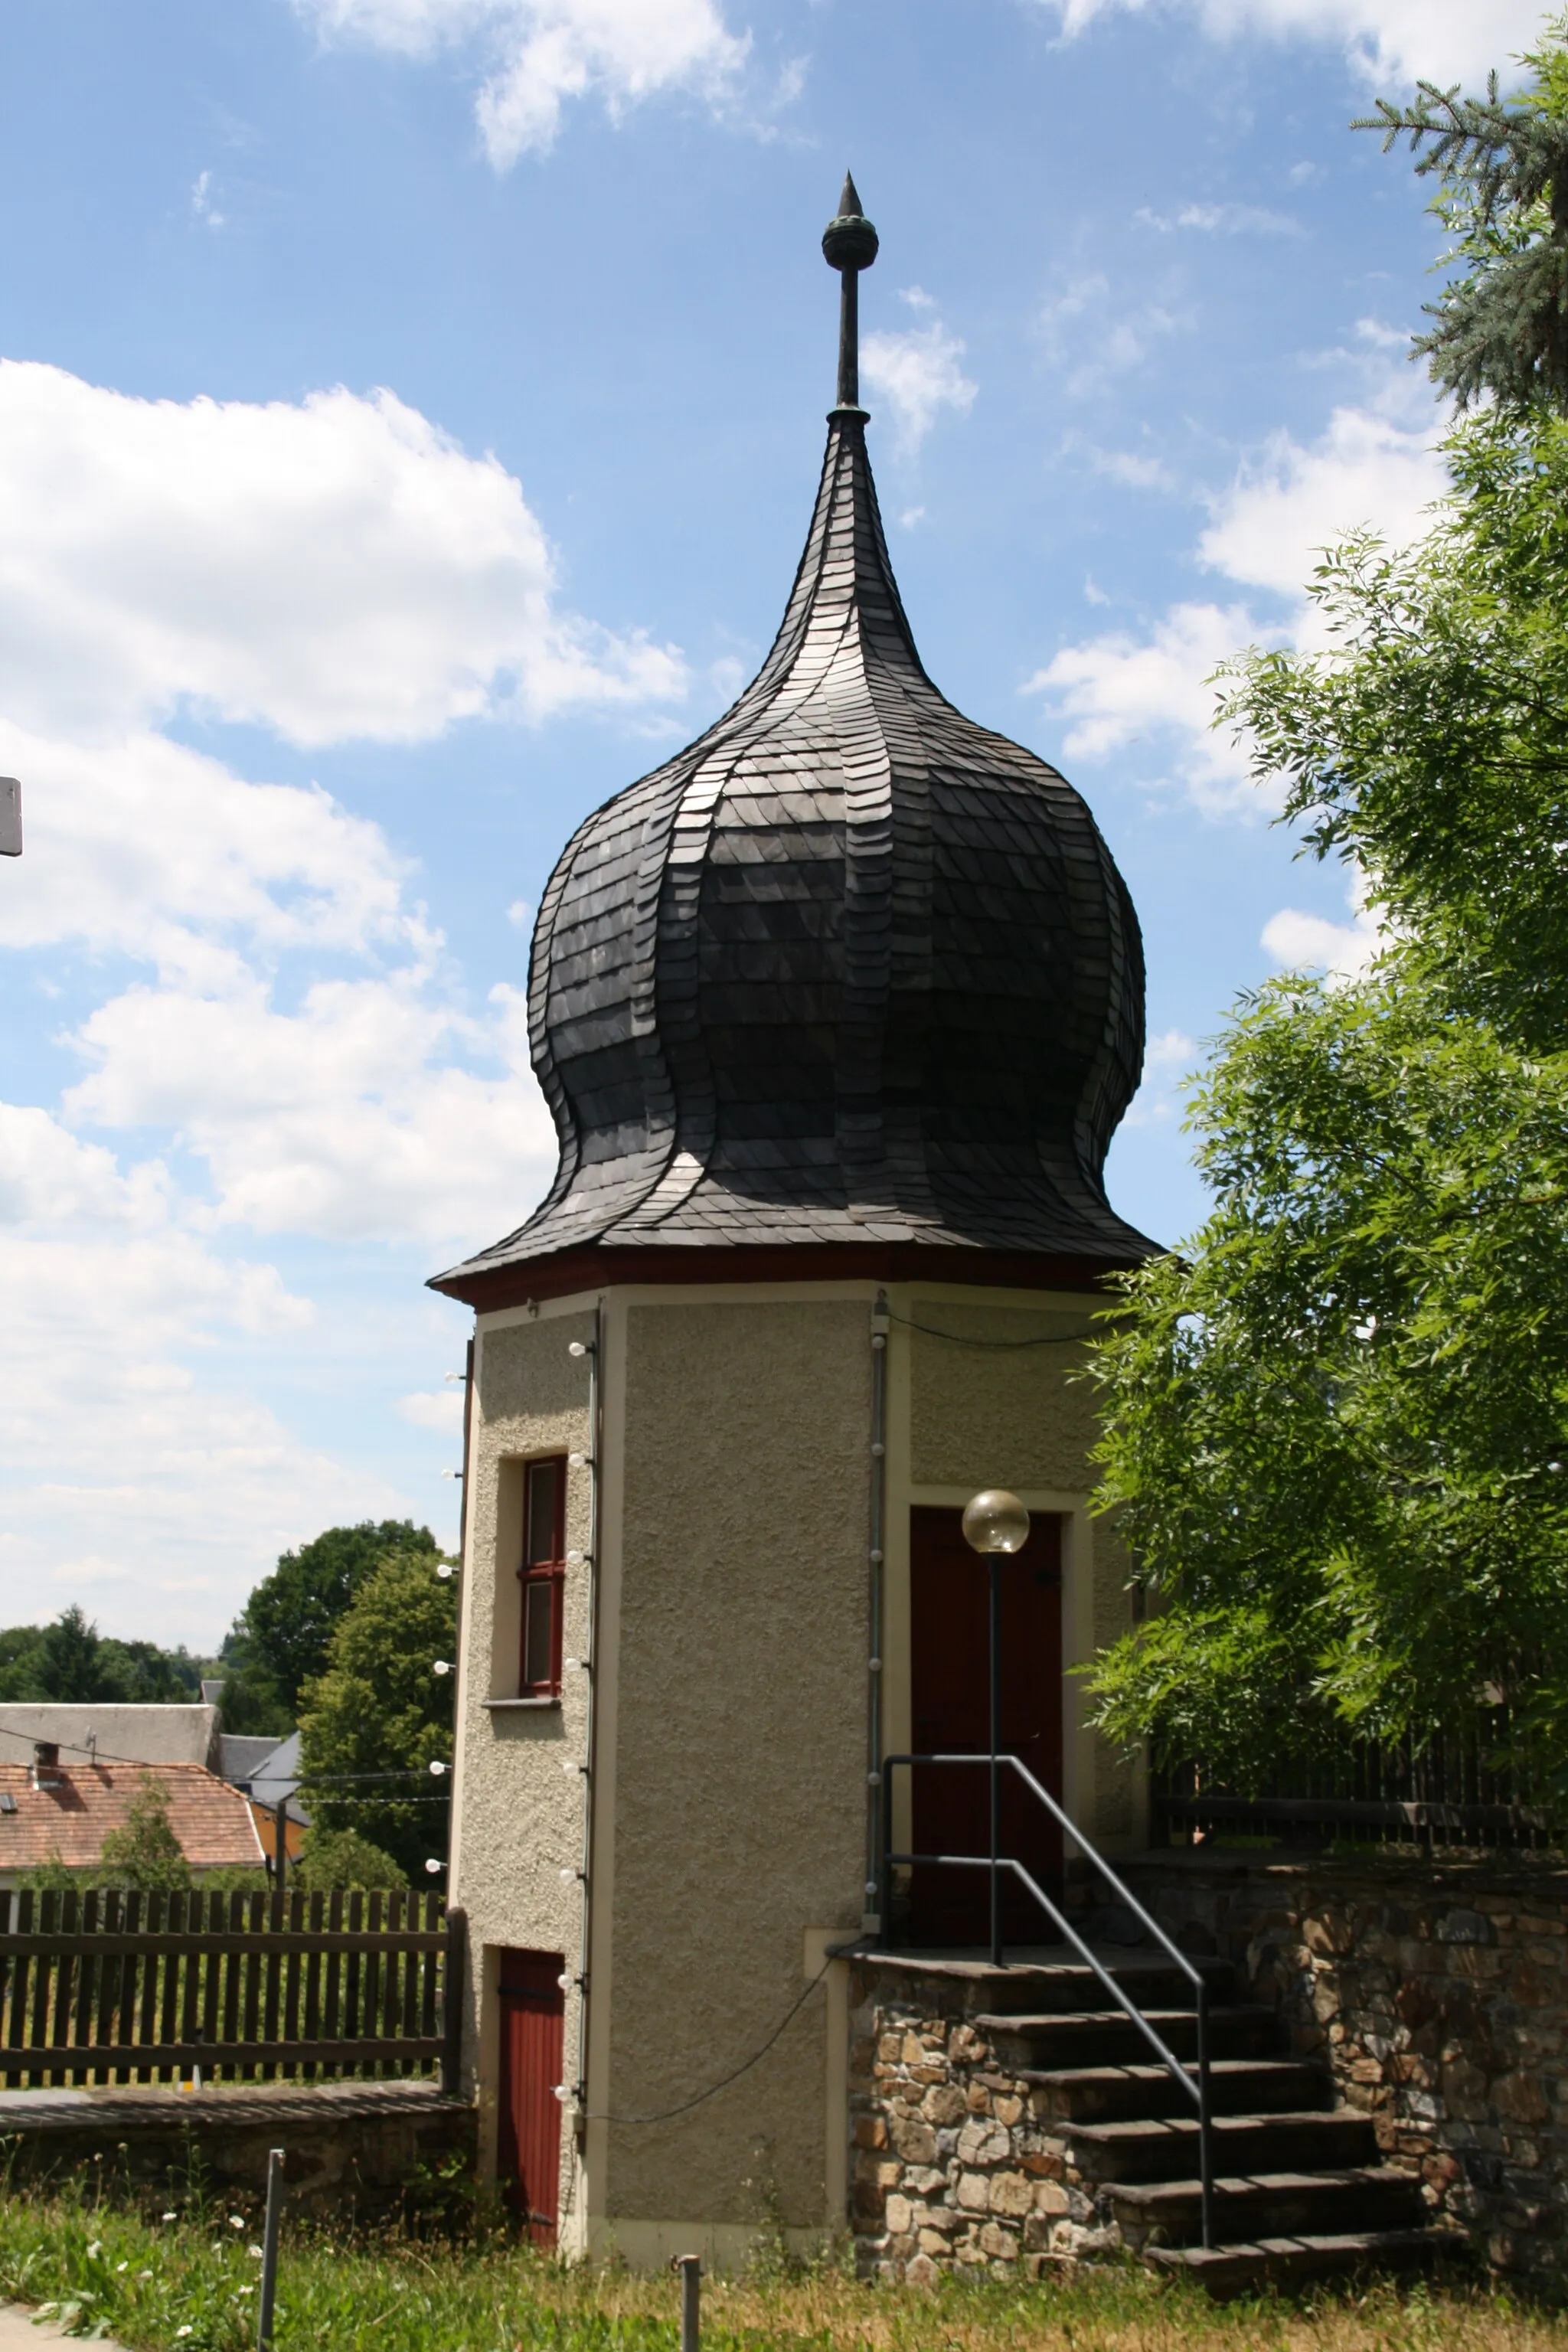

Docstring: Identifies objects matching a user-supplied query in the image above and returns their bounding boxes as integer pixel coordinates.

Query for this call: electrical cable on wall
[584,1951,841,2127]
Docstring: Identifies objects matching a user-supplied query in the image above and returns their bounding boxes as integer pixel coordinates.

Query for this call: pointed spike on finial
[822,175,878,274]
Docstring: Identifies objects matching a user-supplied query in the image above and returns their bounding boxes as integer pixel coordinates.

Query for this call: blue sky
[0,0,1533,1649]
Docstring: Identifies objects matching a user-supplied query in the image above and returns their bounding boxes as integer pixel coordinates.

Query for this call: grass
[0,2175,1564,2352]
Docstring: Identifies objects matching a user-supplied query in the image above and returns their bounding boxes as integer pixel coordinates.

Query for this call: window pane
[525,1460,560,1566]
[524,1579,554,1688]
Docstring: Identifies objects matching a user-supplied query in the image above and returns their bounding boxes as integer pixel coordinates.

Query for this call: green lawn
[0,2176,1561,2352]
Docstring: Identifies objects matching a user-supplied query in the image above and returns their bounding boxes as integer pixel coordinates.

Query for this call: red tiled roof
[0,1761,264,1873]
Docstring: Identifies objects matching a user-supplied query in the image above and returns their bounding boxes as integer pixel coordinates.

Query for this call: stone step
[1109,2165,1428,2250]
[978,2004,1282,2070]
[932,1953,1235,2017]
[1063,2106,1379,2184]
[1145,2227,1448,2300]
[1026,2057,1329,2125]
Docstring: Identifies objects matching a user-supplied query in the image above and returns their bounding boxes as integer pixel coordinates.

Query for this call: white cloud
[1198,399,1446,600]
[0,361,686,748]
[295,0,752,167]
[191,171,226,230]
[1039,273,1191,397]
[1262,873,1383,980]
[1037,0,1544,86]
[0,1107,385,1647]
[398,1389,466,1431]
[1032,376,1448,808]
[861,321,977,456]
[64,969,557,1246]
[1030,600,1266,812]
[1136,201,1302,236]
[1123,1026,1199,1127]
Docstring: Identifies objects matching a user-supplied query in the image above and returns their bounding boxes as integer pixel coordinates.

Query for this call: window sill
[483,1695,561,1711]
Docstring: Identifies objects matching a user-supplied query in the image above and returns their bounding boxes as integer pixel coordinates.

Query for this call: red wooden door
[497,1949,566,2244]
[908,1506,1063,1945]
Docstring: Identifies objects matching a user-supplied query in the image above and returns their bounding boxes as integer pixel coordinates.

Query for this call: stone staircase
[975,1955,1444,2296]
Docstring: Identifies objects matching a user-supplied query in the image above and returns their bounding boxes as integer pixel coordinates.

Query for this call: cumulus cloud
[1123,1026,1199,1128]
[1031,377,1447,808]
[1136,201,1302,236]
[1262,874,1383,980]
[295,0,752,167]
[65,971,557,1245]
[1039,273,1191,398]
[0,361,684,747]
[861,319,977,456]
[0,1107,385,1646]
[1035,0,1544,85]
[1030,600,1266,811]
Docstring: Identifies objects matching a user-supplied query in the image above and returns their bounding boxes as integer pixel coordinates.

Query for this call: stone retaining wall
[848,1958,1105,2282]
[0,2081,475,2225]
[1117,1851,1568,2284]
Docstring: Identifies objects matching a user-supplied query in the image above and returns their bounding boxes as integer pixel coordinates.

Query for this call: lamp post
[960,1488,1031,1968]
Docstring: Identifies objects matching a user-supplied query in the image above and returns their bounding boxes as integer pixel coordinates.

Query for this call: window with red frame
[518,1455,566,1697]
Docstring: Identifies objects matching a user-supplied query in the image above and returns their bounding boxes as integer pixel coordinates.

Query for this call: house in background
[0,1702,222,1775]
[433,183,1155,2263]
[0,1746,264,1890]
[225,1730,310,1869]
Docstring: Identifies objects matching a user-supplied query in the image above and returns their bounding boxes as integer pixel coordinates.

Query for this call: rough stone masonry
[849,1958,1104,2282]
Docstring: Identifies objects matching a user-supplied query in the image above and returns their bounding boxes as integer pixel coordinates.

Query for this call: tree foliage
[1086,24,1568,1793]
[296,1551,456,1882]
[292,1827,409,1893]
[96,1775,193,1894]
[0,1608,209,1706]
[1358,18,1568,411]
[237,1521,439,1714]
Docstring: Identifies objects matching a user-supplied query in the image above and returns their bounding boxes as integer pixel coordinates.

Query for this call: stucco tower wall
[449,1299,596,2227]
[596,1295,872,2252]
[893,1288,1142,1851]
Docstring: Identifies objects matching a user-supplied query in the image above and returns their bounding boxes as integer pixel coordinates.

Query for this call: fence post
[256,2146,284,2352]
[675,2255,700,2352]
[441,1906,467,2097]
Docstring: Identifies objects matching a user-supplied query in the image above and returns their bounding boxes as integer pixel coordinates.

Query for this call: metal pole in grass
[675,2255,700,2352]
[257,2147,284,2352]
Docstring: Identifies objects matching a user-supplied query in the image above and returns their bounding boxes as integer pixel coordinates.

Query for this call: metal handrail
[881,1749,1215,2249]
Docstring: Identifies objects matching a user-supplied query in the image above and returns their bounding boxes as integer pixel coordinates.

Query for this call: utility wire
[586,1952,843,2126]
[885,1308,1096,1351]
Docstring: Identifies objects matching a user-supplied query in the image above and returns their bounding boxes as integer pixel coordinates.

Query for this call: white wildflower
[86,2243,101,2259]
[136,2272,153,2282]
[116,2262,129,2274]
[247,2247,263,2259]
[228,2216,243,2230]
[162,2212,177,2223]
[176,2328,194,2338]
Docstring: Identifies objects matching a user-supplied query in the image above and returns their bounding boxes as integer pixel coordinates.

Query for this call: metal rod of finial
[822,172,878,414]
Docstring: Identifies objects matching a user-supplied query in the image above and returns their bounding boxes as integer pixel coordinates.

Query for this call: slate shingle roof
[433,403,1154,1300]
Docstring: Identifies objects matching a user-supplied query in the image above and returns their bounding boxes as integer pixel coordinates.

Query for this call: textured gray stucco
[906,1298,1138,1845]
[453,1307,596,2224]
[603,1298,871,2230]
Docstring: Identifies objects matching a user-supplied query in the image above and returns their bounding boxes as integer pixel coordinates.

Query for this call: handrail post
[1195,1973,1214,2251]
[988,1555,1002,1969]
[880,1764,893,1950]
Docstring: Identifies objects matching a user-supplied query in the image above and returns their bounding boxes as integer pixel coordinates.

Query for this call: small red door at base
[497,1948,566,2245]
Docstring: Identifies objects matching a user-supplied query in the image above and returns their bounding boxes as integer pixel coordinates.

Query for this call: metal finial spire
[822,172,879,413]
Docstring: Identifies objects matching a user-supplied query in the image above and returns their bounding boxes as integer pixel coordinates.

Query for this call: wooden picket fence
[0,1886,465,2091]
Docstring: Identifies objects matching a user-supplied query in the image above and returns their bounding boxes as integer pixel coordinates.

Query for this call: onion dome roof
[433,179,1154,1303]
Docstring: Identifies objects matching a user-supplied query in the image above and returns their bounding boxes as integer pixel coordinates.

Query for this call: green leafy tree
[296,1552,456,1882]
[97,1775,193,1893]
[237,1521,439,1714]
[292,1827,409,1893]
[0,1612,209,1706]
[1086,21,1568,1795]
